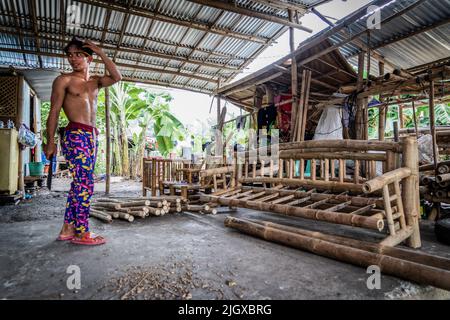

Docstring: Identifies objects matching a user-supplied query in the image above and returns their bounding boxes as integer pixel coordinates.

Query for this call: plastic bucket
[29,162,44,176]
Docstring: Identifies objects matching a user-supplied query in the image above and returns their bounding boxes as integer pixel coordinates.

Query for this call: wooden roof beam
[112,6,132,62]
[185,0,312,32]
[223,24,288,84]
[222,72,284,96]
[74,0,272,44]
[9,0,28,67]
[0,48,220,83]
[94,8,112,73]
[0,29,239,72]
[216,0,395,94]
[0,19,249,63]
[167,6,217,87]
[28,0,43,68]
[286,0,429,74]
[362,17,450,54]
[189,15,247,86]
[120,76,213,95]
[251,0,309,12]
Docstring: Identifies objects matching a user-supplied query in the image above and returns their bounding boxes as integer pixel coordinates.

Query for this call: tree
[109,82,145,177]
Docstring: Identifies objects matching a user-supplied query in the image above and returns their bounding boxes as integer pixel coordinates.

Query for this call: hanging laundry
[275,94,292,142]
[257,104,277,145]
[236,115,247,131]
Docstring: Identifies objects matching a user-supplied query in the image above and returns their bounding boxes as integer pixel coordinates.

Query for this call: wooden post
[216,79,221,156]
[393,121,399,142]
[181,186,188,200]
[105,86,111,194]
[151,158,156,196]
[429,80,439,171]
[402,136,421,248]
[17,76,24,194]
[412,100,419,137]
[356,52,365,140]
[399,105,404,129]
[142,158,146,196]
[289,9,298,142]
[298,70,311,142]
[378,62,386,141]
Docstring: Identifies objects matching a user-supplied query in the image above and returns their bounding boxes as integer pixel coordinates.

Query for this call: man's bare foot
[57,223,75,241]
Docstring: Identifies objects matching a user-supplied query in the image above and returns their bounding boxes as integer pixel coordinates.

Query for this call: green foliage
[41,82,184,178]
[40,102,69,144]
[368,102,450,140]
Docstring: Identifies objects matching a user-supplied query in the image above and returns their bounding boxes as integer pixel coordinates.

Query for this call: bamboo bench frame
[204,137,421,248]
[142,157,194,196]
[142,156,236,196]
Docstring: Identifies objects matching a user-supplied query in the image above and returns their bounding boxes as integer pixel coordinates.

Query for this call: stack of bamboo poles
[90,196,185,223]
[420,160,450,203]
[225,216,450,291]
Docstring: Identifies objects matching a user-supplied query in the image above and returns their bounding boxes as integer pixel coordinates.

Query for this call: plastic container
[28,162,44,176]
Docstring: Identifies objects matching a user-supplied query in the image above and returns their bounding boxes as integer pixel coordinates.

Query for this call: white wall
[21,78,31,176]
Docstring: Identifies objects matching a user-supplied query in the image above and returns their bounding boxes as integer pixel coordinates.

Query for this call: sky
[153,0,374,129]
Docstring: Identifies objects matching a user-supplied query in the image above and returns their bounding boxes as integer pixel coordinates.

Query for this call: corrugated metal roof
[329,0,450,72]
[0,0,323,97]
[218,0,449,111]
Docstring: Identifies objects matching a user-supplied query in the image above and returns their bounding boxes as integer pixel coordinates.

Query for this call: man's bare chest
[66,79,99,100]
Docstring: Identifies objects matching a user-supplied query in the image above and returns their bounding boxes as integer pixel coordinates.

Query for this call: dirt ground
[0,177,141,224]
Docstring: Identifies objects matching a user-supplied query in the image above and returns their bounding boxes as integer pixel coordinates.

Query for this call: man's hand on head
[82,40,103,56]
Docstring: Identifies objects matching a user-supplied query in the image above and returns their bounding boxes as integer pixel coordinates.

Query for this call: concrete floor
[1,179,449,300]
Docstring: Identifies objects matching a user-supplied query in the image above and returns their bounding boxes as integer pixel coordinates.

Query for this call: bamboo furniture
[203,137,421,248]
[142,157,193,196]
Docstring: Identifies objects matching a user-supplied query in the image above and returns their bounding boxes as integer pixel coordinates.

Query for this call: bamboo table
[162,181,202,200]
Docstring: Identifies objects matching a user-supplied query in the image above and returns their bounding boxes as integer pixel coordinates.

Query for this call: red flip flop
[57,234,75,241]
[71,232,106,246]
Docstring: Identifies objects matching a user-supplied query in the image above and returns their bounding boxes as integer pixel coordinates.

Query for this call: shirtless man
[45,37,122,245]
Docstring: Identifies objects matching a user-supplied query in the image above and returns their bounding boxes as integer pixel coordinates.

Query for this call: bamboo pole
[202,186,384,208]
[92,202,121,210]
[280,151,387,161]
[125,206,150,214]
[362,167,411,193]
[151,158,157,196]
[356,52,365,140]
[289,9,298,142]
[129,210,147,218]
[279,140,402,152]
[436,173,450,183]
[117,211,133,222]
[204,195,384,231]
[411,100,419,137]
[120,200,151,207]
[429,80,439,170]
[17,76,24,194]
[378,62,386,141]
[240,177,364,193]
[245,218,450,271]
[300,70,311,141]
[224,217,450,291]
[402,136,421,248]
[90,209,113,222]
[96,198,121,203]
[294,69,306,142]
[146,206,162,216]
[105,85,111,194]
